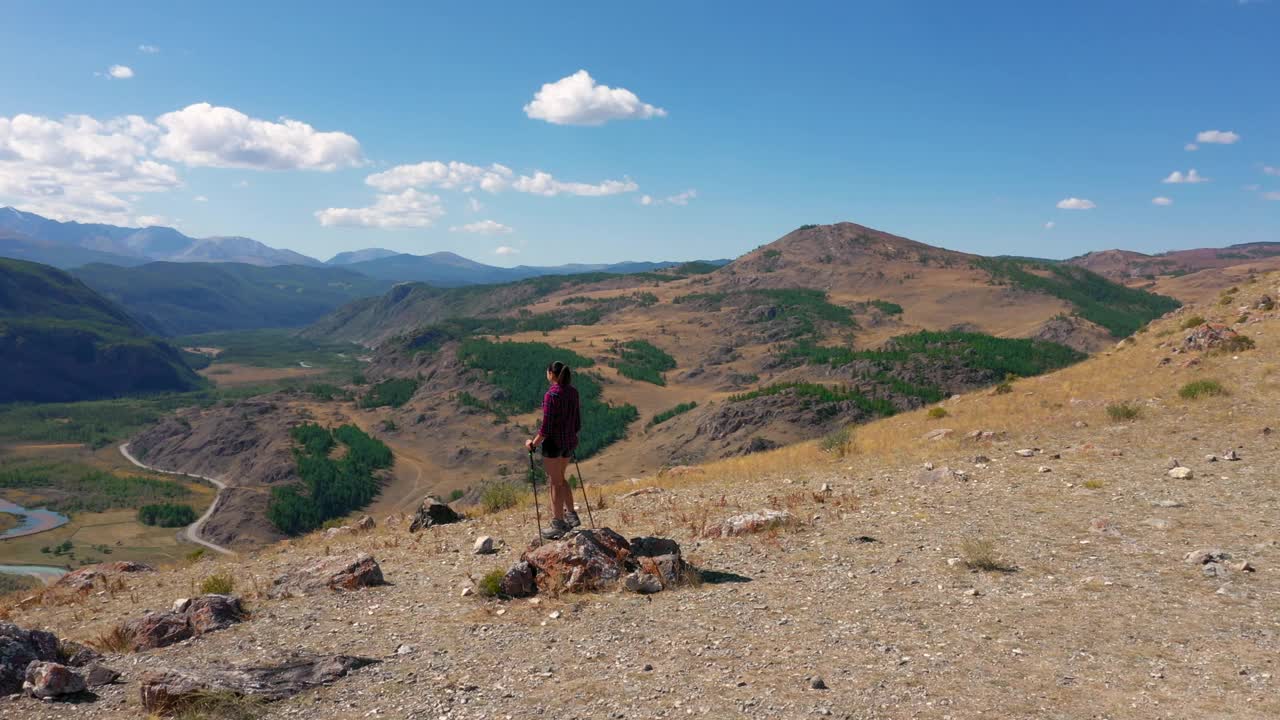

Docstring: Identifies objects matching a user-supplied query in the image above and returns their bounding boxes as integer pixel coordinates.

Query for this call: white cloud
[107,65,135,79]
[1185,143,1199,152]
[1056,197,1096,210]
[366,160,512,193]
[639,189,697,206]
[451,219,512,234]
[1044,221,1055,229]
[233,179,249,188]
[154,103,363,171]
[1243,184,1261,192]
[193,194,208,202]
[1152,196,1173,206]
[138,45,160,54]
[467,196,483,212]
[1195,129,1240,145]
[1263,165,1280,176]
[1264,191,1280,201]
[135,214,167,226]
[0,112,179,223]
[1162,169,1209,184]
[512,171,637,197]
[524,70,667,126]
[314,189,444,228]
[494,245,519,256]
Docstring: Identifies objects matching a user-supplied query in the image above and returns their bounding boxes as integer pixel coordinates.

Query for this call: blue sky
[1,1,1277,265]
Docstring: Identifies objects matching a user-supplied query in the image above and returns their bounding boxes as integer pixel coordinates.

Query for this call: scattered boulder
[1184,549,1230,565]
[139,655,378,714]
[1182,323,1242,352]
[53,561,154,593]
[499,561,536,598]
[922,428,953,441]
[1223,449,1241,461]
[408,498,463,533]
[704,510,793,538]
[23,662,85,700]
[624,572,663,594]
[630,536,687,586]
[1168,467,1194,480]
[1037,466,1052,473]
[355,515,376,531]
[1015,449,1037,458]
[123,596,245,652]
[473,536,496,555]
[323,526,356,539]
[84,663,121,688]
[0,623,60,696]
[269,553,385,598]
[58,640,101,668]
[185,595,246,635]
[123,611,193,651]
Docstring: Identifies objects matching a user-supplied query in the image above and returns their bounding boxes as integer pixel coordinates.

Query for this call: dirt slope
[7,272,1279,719]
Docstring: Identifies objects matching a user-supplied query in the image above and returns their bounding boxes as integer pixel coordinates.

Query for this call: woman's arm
[527,389,556,449]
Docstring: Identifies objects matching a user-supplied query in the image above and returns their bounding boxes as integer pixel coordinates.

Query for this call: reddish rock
[524,528,631,593]
[185,595,246,635]
[355,515,376,531]
[0,623,61,696]
[139,655,378,713]
[84,663,121,687]
[269,553,385,598]
[124,612,193,651]
[23,662,85,700]
[54,561,155,592]
[499,561,536,598]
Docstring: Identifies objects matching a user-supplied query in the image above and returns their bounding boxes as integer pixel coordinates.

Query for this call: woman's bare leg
[555,457,574,517]
[542,456,563,520]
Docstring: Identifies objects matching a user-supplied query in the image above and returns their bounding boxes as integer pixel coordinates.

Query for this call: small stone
[1223,450,1241,461]
[355,515,375,531]
[624,572,663,594]
[642,664,654,672]
[1205,455,1219,463]
[1073,421,1088,429]
[473,536,495,555]
[946,557,963,567]
[83,664,120,688]
[964,588,980,597]
[172,597,191,613]
[1153,499,1184,508]
[1185,548,1229,565]
[396,644,415,656]
[460,587,474,597]
[1015,449,1036,457]
[819,483,833,493]
[923,462,935,471]
[549,610,562,620]
[1236,561,1255,573]
[1167,467,1194,480]
[1037,466,1052,473]
[972,455,991,464]
[1203,563,1225,577]
[810,677,828,690]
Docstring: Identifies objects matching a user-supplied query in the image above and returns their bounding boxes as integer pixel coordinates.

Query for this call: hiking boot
[540,518,570,540]
[564,510,582,528]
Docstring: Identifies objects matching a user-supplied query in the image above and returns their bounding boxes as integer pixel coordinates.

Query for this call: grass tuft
[960,538,1012,572]
[1180,315,1206,330]
[170,690,266,720]
[480,482,522,513]
[477,569,505,598]
[1105,402,1142,422]
[1178,379,1227,400]
[818,426,853,457]
[199,573,235,595]
[927,407,949,420]
[87,623,137,653]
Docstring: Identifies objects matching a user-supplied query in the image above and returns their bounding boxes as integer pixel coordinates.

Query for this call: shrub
[648,401,697,427]
[994,382,1013,395]
[869,299,904,315]
[170,690,265,720]
[480,482,521,513]
[1105,402,1141,421]
[88,624,137,653]
[1179,379,1227,400]
[1083,479,1104,490]
[819,426,853,456]
[1212,335,1256,354]
[199,573,235,595]
[360,378,419,409]
[137,503,197,527]
[960,538,1010,572]
[185,548,206,563]
[477,569,505,598]
[927,407,949,420]
[1180,315,1206,330]
[448,488,465,502]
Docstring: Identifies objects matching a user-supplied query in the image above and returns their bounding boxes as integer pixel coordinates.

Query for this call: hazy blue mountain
[0,230,150,268]
[0,207,321,267]
[326,248,401,265]
[72,261,394,335]
[344,252,731,285]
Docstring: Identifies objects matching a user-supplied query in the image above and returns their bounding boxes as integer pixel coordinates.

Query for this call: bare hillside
[5,272,1278,720]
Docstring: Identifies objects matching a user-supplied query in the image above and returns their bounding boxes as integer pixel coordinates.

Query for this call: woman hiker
[525,361,582,539]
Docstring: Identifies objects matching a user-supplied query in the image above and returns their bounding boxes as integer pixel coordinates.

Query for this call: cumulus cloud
[138,45,160,54]
[1044,221,1055,229]
[154,103,363,171]
[1152,196,1173,206]
[1263,166,1280,176]
[135,214,168,226]
[0,112,179,223]
[524,70,667,126]
[1056,197,1096,210]
[1185,143,1199,152]
[1264,191,1280,201]
[107,65,135,79]
[314,189,444,228]
[494,245,519,256]
[1162,169,1209,184]
[366,160,512,193]
[451,219,512,234]
[193,195,208,202]
[1195,130,1240,145]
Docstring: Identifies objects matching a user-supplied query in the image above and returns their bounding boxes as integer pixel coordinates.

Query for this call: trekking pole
[571,453,596,529]
[527,451,543,546]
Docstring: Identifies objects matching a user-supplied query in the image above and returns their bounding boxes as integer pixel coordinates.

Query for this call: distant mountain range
[0,207,321,268]
[339,251,730,286]
[1068,242,1280,281]
[0,257,201,403]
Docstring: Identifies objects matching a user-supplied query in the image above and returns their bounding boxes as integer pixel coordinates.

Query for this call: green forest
[610,340,677,386]
[137,502,197,527]
[266,423,393,535]
[0,459,191,515]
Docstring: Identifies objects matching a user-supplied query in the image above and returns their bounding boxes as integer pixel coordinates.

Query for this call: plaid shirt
[539,382,581,453]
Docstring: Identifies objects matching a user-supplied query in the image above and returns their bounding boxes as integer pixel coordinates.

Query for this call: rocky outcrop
[269,554,385,598]
[53,561,155,593]
[139,655,379,714]
[1182,323,1242,352]
[501,529,688,596]
[22,662,85,700]
[703,510,793,538]
[122,594,246,651]
[0,623,60,696]
[409,498,463,532]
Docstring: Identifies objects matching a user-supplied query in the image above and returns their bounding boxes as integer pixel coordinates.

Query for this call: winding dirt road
[118,443,235,556]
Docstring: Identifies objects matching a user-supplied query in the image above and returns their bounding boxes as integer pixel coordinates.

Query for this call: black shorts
[541,438,573,459]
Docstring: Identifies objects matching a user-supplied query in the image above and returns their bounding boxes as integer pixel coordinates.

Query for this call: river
[0,498,70,540]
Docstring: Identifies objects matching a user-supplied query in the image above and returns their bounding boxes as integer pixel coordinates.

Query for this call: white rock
[549,610,562,619]
[460,587,474,597]
[1037,466,1052,473]
[1167,467,1194,480]
[1015,449,1036,458]
[172,597,191,613]
[473,536,495,555]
